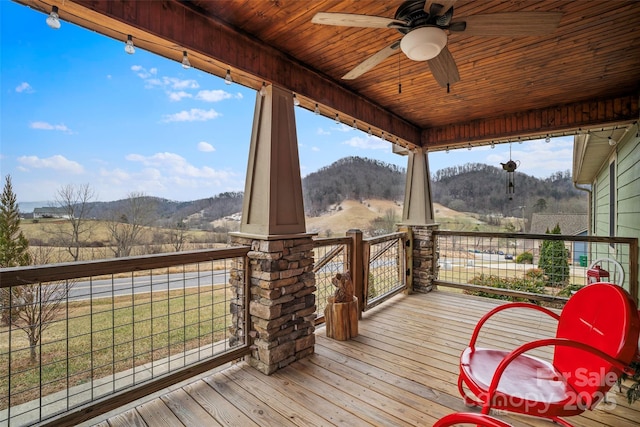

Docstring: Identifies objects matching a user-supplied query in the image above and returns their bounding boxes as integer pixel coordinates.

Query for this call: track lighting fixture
[225,69,233,85]
[181,51,191,69]
[293,94,300,106]
[260,82,267,97]
[124,35,135,54]
[46,5,61,29]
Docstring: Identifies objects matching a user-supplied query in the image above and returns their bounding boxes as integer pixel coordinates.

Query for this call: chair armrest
[434,412,513,427]
[469,302,560,349]
[482,337,630,414]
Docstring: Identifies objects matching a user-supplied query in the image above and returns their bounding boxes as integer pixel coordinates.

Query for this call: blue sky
[1,1,574,205]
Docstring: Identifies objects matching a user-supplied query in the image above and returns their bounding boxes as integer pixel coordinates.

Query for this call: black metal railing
[312,237,351,321]
[432,231,638,305]
[363,232,408,310]
[0,247,251,426]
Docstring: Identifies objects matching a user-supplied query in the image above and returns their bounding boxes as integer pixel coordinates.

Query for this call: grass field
[1,286,234,409]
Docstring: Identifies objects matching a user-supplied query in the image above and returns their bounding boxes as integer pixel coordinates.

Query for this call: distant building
[530,213,588,264]
[33,207,72,219]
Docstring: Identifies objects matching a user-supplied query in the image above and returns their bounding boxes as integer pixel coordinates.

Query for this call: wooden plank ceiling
[17,0,640,151]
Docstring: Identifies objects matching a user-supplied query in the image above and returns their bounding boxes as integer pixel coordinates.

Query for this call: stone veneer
[229,234,316,375]
[410,225,439,293]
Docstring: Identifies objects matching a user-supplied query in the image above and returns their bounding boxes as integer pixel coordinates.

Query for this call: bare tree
[8,281,73,362]
[50,183,96,261]
[107,192,157,257]
[168,219,188,252]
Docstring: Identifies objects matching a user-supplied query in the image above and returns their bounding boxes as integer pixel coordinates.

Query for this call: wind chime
[501,143,520,200]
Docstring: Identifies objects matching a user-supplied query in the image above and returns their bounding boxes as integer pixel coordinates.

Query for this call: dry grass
[1,286,233,409]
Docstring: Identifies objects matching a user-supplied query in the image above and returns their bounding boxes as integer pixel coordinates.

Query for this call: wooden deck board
[96,290,640,427]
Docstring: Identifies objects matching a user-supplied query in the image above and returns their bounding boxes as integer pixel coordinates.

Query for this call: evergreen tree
[538,223,569,287]
[0,175,31,326]
[0,175,31,267]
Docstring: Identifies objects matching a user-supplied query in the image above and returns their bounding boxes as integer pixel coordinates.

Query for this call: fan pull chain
[398,53,402,94]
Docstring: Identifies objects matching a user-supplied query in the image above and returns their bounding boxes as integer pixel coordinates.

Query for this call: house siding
[592,126,640,300]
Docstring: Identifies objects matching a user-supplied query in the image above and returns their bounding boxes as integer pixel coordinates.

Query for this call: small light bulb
[352,120,357,130]
[608,136,617,146]
[124,35,135,54]
[490,141,495,149]
[446,147,450,154]
[518,137,523,144]
[46,6,61,29]
[335,113,340,124]
[260,83,267,97]
[467,143,472,151]
[381,132,385,141]
[181,51,191,69]
[368,127,372,136]
[225,69,233,85]
[293,94,300,106]
[314,103,320,115]
[545,135,551,143]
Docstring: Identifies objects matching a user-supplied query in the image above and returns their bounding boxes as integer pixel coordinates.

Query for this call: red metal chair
[457,282,639,427]
[433,412,513,427]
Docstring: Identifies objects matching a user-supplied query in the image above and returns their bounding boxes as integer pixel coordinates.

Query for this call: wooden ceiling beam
[57,0,421,147]
[422,93,639,148]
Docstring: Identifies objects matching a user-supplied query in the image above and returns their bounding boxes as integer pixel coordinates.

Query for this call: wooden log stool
[325,272,358,340]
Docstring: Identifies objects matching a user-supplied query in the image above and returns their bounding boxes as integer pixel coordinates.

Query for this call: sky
[0,1,575,207]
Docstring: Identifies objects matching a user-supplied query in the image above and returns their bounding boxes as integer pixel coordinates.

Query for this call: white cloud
[168,91,193,101]
[333,124,353,133]
[195,89,232,102]
[311,146,320,152]
[342,135,388,150]
[30,121,73,133]
[316,128,330,136]
[163,77,199,90]
[18,155,84,174]
[106,74,112,79]
[125,152,230,179]
[197,141,215,152]
[16,82,33,93]
[162,108,220,122]
[235,92,244,99]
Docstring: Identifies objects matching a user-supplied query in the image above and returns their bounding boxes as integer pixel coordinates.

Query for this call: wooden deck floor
[92,291,640,427]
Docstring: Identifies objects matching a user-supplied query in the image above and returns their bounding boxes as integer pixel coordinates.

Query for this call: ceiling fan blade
[424,1,457,16]
[427,46,460,88]
[342,41,401,80]
[312,12,406,28]
[455,12,562,36]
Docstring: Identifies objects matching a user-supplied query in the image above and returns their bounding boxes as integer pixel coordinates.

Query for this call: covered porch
[92,291,640,427]
[3,1,640,426]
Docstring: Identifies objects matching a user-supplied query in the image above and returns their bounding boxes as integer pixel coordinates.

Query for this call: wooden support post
[347,229,364,319]
[400,226,414,294]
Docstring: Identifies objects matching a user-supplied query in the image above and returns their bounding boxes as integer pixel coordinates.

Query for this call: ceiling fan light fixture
[400,26,447,61]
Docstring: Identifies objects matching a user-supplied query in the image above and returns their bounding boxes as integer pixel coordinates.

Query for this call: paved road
[69,271,230,300]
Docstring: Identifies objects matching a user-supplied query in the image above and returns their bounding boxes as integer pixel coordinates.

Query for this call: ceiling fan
[311,1,562,88]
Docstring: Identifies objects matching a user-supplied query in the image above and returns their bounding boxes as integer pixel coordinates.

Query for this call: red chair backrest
[554,283,640,408]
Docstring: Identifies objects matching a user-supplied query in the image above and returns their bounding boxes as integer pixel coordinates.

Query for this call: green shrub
[465,273,546,303]
[516,252,533,264]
